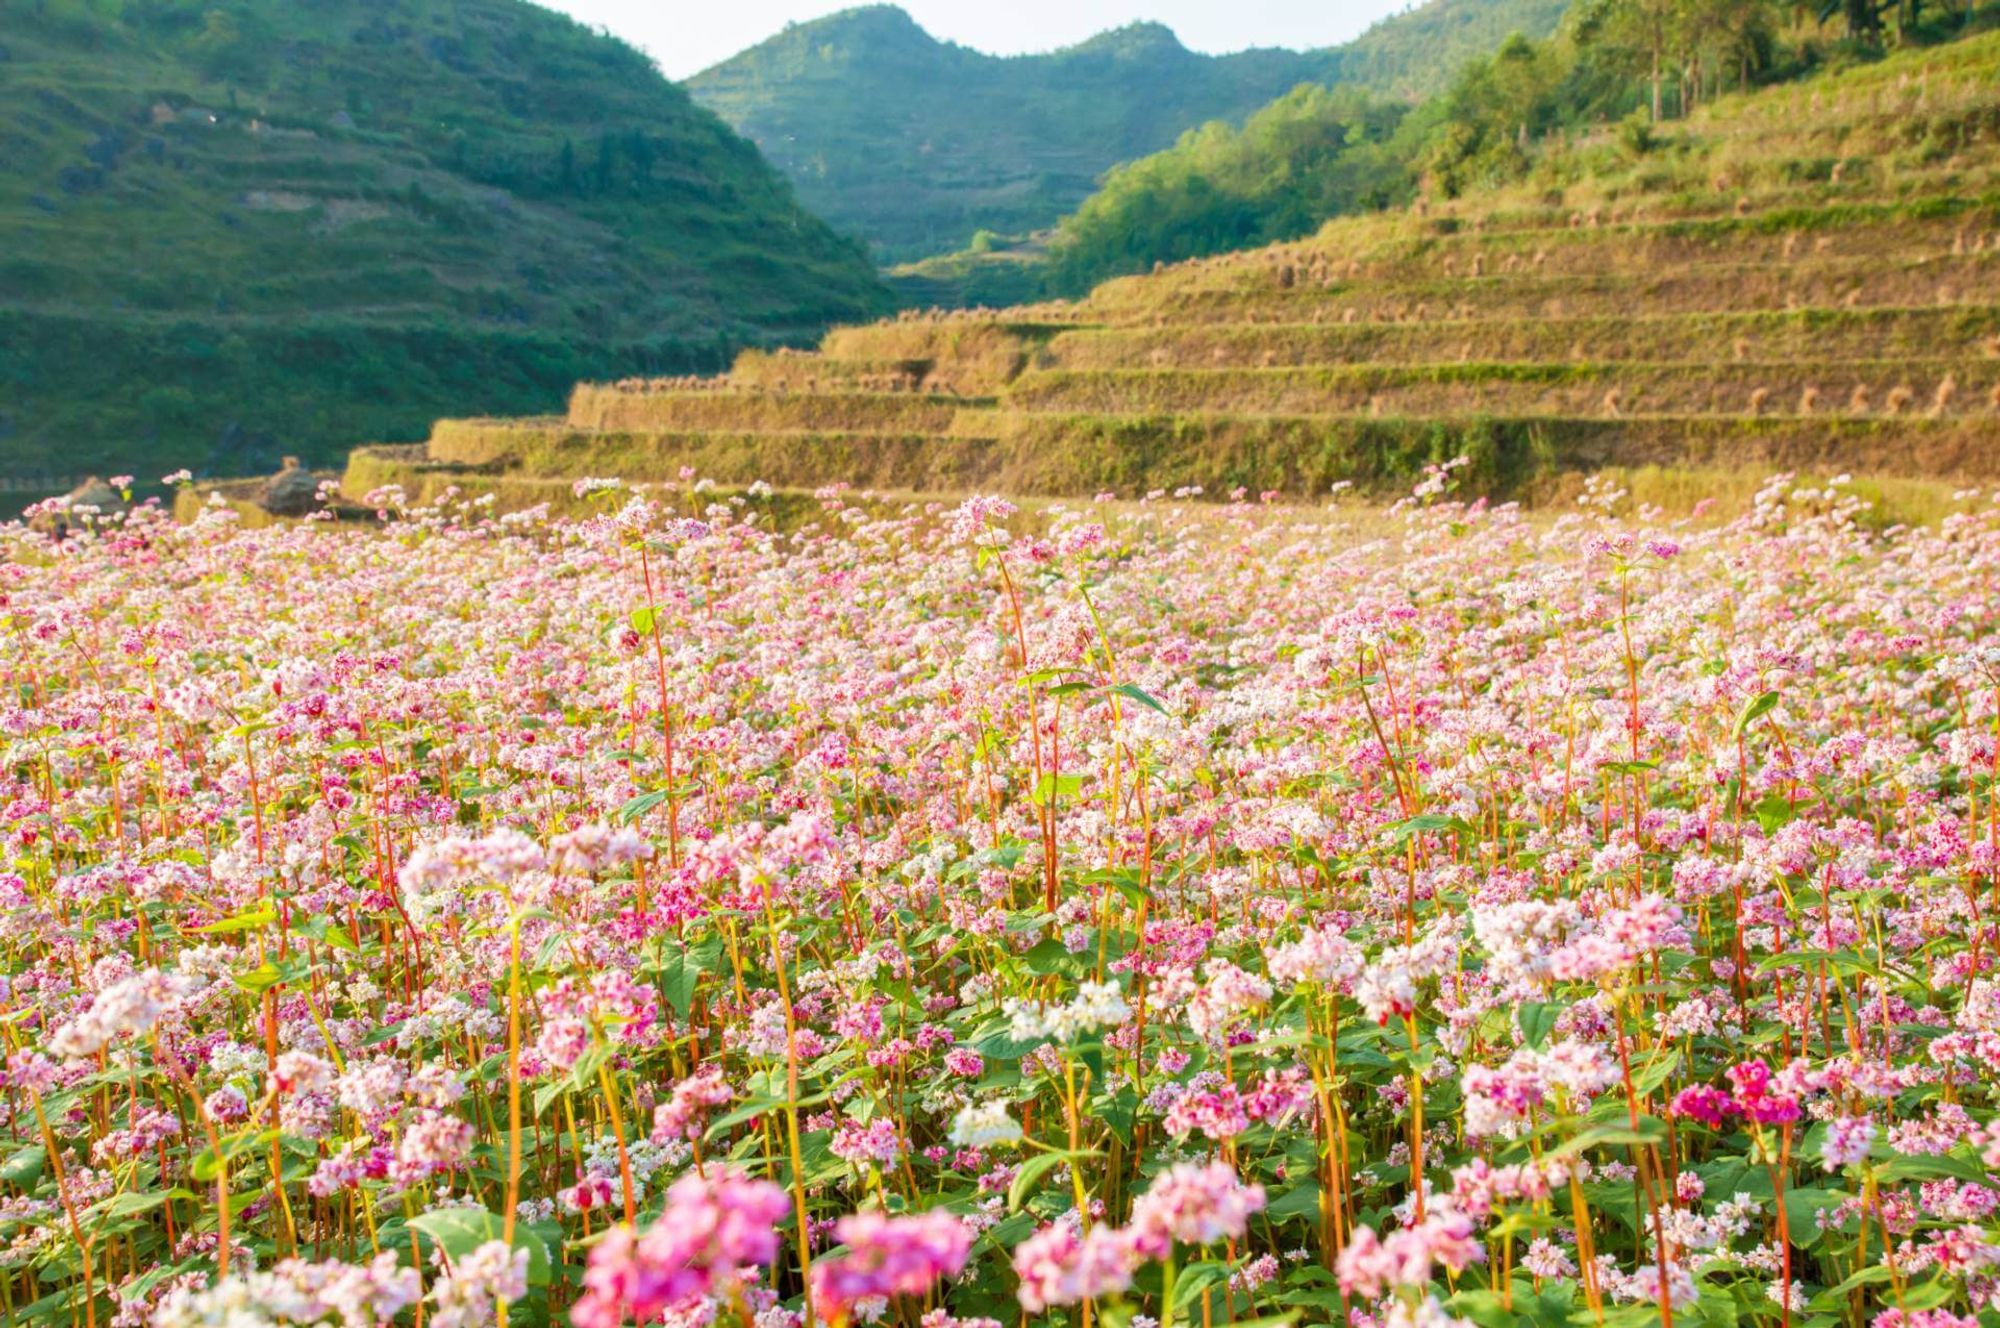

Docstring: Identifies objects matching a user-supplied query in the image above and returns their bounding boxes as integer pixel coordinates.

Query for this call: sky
[540,1,1418,81]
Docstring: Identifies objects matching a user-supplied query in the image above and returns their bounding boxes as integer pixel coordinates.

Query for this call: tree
[1574,0,1690,119]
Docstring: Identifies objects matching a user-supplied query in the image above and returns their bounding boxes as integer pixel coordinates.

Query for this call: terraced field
[343,30,2000,516]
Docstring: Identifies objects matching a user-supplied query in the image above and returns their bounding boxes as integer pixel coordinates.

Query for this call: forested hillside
[1027,0,2000,293]
[0,0,886,485]
[686,0,1569,262]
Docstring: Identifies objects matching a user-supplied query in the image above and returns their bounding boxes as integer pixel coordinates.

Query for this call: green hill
[0,0,886,485]
[685,0,1569,264]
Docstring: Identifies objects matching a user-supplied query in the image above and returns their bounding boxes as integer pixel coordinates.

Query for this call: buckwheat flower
[1671,1083,1735,1128]
[652,1064,733,1143]
[1356,965,1418,1025]
[810,1210,972,1315]
[1726,1059,1801,1125]
[396,1109,475,1180]
[1821,1116,1876,1171]
[1537,1038,1619,1099]
[1004,980,1130,1044]
[945,495,1017,546]
[336,1058,407,1119]
[48,968,196,1059]
[152,1253,420,1328]
[1765,1280,1806,1313]
[400,829,546,922]
[1461,1058,1544,1139]
[1162,1082,1251,1142]
[1185,960,1271,1041]
[948,1101,1023,1149]
[203,1085,249,1125]
[537,1017,590,1072]
[271,1050,337,1097]
[7,1050,60,1096]
[407,1064,467,1109]
[1336,1211,1484,1297]
[830,1117,905,1168]
[430,1240,529,1328]
[1127,1161,1265,1257]
[943,1048,983,1077]
[1521,1238,1576,1279]
[1010,1222,1136,1312]
[1266,926,1363,988]
[572,1169,789,1328]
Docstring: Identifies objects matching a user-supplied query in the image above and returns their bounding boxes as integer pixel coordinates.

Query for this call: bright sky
[540,1,1418,80]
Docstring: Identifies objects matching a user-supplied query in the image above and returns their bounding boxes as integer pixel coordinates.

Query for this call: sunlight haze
[540,1,1419,79]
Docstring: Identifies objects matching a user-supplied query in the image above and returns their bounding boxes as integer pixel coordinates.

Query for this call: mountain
[684,0,1570,262]
[0,0,886,485]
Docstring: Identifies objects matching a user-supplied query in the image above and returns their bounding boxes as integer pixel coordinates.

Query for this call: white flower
[949,1102,1023,1149]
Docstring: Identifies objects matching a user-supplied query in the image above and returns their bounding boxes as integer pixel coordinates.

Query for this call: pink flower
[1010,1222,1136,1312]
[1336,1211,1485,1297]
[571,1169,790,1328]
[1127,1162,1265,1257]
[810,1209,972,1315]
[651,1064,734,1143]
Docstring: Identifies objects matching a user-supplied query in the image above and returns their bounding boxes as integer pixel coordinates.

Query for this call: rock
[259,457,323,516]
[29,477,128,536]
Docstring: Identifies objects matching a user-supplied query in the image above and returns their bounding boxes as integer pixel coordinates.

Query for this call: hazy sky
[540,2,1418,80]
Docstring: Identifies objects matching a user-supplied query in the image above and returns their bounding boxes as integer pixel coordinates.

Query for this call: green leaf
[1878,1152,1988,1185]
[704,1096,784,1142]
[87,1188,195,1223]
[1109,683,1169,716]
[1387,813,1469,842]
[195,906,276,935]
[1550,1115,1667,1159]
[971,1025,1048,1061]
[618,790,668,825]
[234,962,283,993]
[1733,690,1779,739]
[1753,792,1795,834]
[0,1146,45,1185]
[1263,1183,1322,1221]
[1781,1187,1836,1248]
[1008,1150,1097,1212]
[1807,1263,1893,1313]
[1632,1048,1681,1096]
[629,605,659,636]
[1518,1001,1559,1049]
[1171,1261,1230,1312]
[1007,1152,1069,1212]
[1030,773,1084,807]
[192,1129,279,1182]
[409,1207,552,1286]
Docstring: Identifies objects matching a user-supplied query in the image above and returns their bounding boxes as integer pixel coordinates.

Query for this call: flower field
[5,472,2000,1328]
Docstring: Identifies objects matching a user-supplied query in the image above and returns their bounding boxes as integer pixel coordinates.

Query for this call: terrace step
[1002,361,2000,419]
[1044,307,2000,371]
